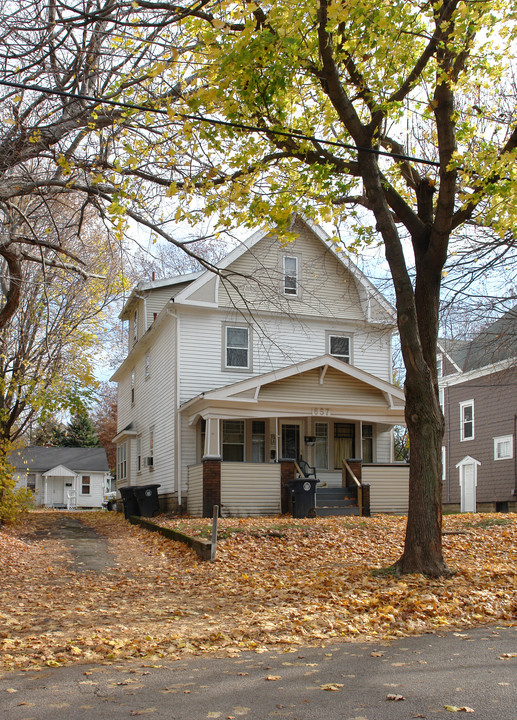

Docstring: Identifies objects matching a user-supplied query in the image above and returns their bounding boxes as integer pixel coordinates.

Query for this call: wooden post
[211,505,219,563]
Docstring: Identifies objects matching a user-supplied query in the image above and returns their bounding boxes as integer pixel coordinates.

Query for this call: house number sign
[312,407,330,416]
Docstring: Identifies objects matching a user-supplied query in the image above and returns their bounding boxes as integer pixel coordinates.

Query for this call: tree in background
[0,202,123,444]
[93,382,117,472]
[61,411,99,448]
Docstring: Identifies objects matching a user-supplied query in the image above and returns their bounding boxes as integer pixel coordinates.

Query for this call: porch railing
[342,458,362,515]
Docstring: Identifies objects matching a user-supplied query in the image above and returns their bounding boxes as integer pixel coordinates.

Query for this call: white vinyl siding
[186,464,203,516]
[220,463,281,517]
[362,464,410,514]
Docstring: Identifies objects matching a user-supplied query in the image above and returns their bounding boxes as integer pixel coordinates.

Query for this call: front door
[49,477,65,506]
[281,423,300,460]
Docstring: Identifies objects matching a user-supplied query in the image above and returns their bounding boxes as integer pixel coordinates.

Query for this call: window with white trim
[149,427,155,467]
[436,354,443,378]
[117,443,127,481]
[225,326,250,369]
[132,309,138,345]
[81,475,91,495]
[137,436,142,472]
[145,351,150,380]
[329,334,351,363]
[460,400,474,441]
[283,256,298,296]
[494,435,513,461]
[131,369,135,404]
[441,446,446,480]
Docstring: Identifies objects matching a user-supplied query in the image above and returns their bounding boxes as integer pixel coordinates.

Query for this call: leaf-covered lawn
[0,511,515,671]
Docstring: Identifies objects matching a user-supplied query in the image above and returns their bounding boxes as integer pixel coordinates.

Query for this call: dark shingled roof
[10,447,109,473]
[441,306,517,373]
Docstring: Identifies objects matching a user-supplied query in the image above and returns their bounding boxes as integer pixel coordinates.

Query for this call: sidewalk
[1,624,515,719]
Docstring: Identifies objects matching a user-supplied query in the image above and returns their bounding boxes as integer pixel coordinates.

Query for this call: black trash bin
[132,484,161,517]
[119,486,140,519]
[288,478,319,518]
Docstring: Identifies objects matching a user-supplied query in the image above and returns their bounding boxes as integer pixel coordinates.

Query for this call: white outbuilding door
[456,456,480,513]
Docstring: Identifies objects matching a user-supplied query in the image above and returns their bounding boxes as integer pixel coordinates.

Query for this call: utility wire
[0,78,441,168]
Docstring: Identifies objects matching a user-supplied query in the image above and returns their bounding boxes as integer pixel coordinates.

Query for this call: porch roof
[182,354,405,425]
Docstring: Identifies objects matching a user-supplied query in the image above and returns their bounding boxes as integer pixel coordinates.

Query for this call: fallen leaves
[444,705,475,712]
[320,683,344,691]
[0,511,516,671]
[386,693,405,701]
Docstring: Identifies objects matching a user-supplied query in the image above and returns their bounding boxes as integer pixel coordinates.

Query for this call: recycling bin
[119,486,140,519]
[132,484,161,517]
[288,478,318,518]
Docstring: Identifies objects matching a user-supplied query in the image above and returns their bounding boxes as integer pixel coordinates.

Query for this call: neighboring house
[11,447,111,509]
[439,307,517,513]
[111,216,408,517]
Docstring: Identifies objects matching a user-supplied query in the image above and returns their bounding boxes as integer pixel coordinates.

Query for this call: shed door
[460,463,476,513]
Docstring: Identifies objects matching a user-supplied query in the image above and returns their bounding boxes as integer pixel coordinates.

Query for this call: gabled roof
[172,216,396,323]
[10,447,109,473]
[440,305,517,374]
[119,270,204,319]
[181,354,405,419]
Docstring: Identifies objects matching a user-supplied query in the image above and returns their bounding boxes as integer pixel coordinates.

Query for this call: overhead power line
[0,78,441,168]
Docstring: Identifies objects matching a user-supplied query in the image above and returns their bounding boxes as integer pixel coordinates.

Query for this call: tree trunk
[395,366,449,577]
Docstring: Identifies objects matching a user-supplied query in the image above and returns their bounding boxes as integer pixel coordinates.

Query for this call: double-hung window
[225,326,250,369]
[283,256,298,296]
[329,334,351,363]
[81,475,91,495]
[117,443,127,481]
[460,400,474,441]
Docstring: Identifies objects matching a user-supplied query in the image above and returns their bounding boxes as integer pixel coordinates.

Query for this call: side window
[117,443,127,481]
[436,354,443,378]
[137,436,142,472]
[131,369,135,404]
[27,473,36,492]
[132,309,138,345]
[283,256,299,296]
[362,424,373,463]
[145,351,151,380]
[329,334,351,363]
[81,475,91,495]
[224,325,250,369]
[494,435,513,460]
[148,427,155,467]
[460,400,474,441]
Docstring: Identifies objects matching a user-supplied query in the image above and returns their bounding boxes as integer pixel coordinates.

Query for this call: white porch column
[204,416,221,458]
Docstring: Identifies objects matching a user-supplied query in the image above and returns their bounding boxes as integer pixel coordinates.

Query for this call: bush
[0,444,34,525]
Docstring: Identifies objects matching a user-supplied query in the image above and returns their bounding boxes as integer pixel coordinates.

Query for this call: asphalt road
[1,625,515,719]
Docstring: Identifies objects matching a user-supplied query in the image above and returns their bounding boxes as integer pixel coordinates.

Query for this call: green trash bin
[133,484,161,517]
[119,486,140,519]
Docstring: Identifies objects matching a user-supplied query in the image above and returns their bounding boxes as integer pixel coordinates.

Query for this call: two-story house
[111,217,408,517]
[439,306,517,513]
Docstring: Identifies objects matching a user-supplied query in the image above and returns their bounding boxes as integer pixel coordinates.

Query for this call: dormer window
[283,256,298,296]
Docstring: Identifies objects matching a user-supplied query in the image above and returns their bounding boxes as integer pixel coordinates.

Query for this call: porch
[186,458,409,518]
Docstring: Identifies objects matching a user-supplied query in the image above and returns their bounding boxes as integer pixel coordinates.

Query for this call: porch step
[316,506,360,517]
[315,487,360,517]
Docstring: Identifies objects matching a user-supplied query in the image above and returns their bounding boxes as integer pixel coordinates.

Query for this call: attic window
[283,256,298,296]
[329,335,350,363]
